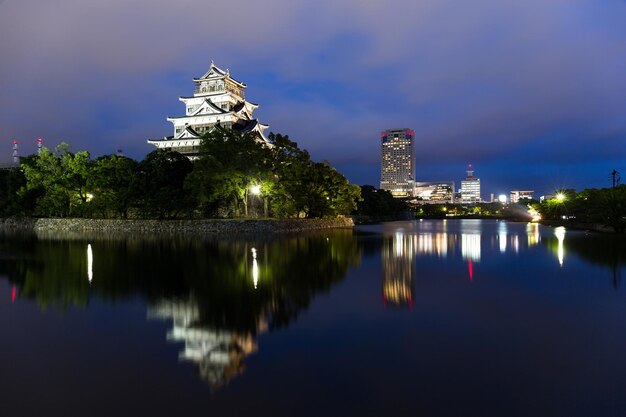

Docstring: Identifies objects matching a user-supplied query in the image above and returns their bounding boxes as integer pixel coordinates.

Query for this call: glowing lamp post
[248,184,268,218]
[244,184,261,218]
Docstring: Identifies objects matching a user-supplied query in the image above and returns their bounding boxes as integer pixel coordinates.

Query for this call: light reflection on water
[375,219,543,261]
[1,221,626,416]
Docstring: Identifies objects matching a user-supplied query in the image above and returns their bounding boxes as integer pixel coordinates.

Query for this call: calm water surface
[1,220,626,417]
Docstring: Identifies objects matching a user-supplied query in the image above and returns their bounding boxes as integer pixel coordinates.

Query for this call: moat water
[1,220,626,417]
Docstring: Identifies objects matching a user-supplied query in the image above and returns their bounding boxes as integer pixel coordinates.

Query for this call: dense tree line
[352,185,407,218]
[0,129,361,219]
[412,202,509,218]
[535,186,626,233]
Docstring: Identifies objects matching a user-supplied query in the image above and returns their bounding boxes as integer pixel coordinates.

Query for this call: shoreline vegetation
[407,187,626,234]
[0,129,361,222]
[0,130,622,235]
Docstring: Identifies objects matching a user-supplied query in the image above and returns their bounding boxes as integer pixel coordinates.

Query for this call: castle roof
[193,61,246,88]
[234,119,269,136]
[175,126,201,139]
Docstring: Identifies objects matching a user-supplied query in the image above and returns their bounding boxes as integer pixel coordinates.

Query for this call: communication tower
[12,140,19,164]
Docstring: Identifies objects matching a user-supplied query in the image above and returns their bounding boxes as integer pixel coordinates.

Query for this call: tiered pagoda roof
[147,61,269,155]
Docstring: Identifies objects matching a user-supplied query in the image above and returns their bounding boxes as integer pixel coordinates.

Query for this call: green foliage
[133,150,194,219]
[537,186,626,232]
[5,131,359,220]
[0,167,28,216]
[19,143,93,217]
[186,128,272,217]
[186,129,360,218]
[413,202,506,218]
[89,155,138,218]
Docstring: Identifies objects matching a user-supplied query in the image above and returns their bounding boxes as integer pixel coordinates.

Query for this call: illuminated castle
[148,61,269,156]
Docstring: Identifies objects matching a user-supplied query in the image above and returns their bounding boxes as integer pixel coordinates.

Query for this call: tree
[88,155,138,218]
[132,150,194,219]
[0,167,28,216]
[186,129,271,217]
[355,185,405,217]
[19,143,93,217]
[267,134,361,218]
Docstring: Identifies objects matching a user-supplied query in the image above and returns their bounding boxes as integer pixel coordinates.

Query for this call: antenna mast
[12,140,19,164]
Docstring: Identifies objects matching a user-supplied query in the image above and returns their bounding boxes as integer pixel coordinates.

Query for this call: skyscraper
[460,164,481,203]
[380,128,415,197]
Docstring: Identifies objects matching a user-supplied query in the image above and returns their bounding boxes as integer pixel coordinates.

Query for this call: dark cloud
[1,0,625,195]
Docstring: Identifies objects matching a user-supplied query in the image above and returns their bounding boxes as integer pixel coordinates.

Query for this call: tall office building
[460,164,481,203]
[380,128,415,197]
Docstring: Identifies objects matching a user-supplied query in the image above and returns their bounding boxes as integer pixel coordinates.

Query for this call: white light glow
[498,194,507,204]
[251,247,259,289]
[498,222,507,253]
[250,185,261,195]
[554,226,566,266]
[462,234,481,261]
[87,244,93,283]
[527,222,540,246]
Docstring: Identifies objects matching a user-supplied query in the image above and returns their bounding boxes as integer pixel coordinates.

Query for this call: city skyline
[1,0,625,196]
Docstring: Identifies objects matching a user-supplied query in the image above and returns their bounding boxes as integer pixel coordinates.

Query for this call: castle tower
[148,62,269,157]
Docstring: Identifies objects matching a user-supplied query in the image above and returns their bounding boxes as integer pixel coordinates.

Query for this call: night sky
[1,0,625,197]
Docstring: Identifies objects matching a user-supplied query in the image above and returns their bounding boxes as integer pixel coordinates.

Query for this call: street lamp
[556,193,565,202]
[247,184,263,218]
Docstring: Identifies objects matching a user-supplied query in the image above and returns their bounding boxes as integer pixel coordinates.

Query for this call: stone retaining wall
[0,217,354,235]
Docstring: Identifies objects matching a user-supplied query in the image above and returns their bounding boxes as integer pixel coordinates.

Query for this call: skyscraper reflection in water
[382,232,415,308]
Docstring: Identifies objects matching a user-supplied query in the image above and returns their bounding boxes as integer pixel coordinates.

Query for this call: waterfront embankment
[539,220,617,233]
[0,217,354,235]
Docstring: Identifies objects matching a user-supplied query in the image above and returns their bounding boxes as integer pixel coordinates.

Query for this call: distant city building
[380,128,415,197]
[460,164,481,203]
[509,190,534,203]
[414,181,455,203]
[148,61,269,157]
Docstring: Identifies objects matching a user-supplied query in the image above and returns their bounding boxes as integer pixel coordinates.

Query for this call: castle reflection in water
[381,220,543,307]
[0,221,555,393]
[148,298,264,390]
